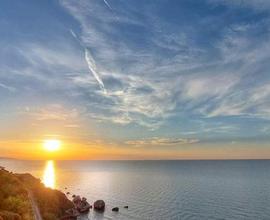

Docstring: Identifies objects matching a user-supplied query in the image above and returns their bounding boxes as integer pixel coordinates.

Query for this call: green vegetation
[0,169,73,220]
[0,169,33,220]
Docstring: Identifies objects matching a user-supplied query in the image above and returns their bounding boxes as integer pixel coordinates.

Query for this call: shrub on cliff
[0,170,33,220]
[0,211,21,220]
[0,170,73,220]
[16,174,73,220]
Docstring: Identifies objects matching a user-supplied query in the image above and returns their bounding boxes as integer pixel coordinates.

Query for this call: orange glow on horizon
[1,138,270,160]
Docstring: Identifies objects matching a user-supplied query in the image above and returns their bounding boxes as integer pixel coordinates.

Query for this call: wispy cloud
[1,0,270,145]
[203,82,270,119]
[126,137,199,147]
[64,124,80,128]
[18,104,79,121]
[208,0,270,11]
[57,0,270,132]
[0,83,16,92]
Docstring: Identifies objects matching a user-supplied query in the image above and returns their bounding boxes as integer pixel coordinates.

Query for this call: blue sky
[0,0,270,159]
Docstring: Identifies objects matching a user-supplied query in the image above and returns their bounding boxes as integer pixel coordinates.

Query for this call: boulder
[124,206,128,209]
[93,200,105,212]
[112,207,119,212]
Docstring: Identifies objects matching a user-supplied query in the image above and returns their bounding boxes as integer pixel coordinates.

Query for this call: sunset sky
[0,0,270,160]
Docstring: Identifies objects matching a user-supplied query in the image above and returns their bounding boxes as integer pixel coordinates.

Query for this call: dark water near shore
[1,159,270,220]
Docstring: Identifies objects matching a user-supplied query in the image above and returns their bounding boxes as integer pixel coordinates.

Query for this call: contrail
[69,29,83,47]
[84,49,107,94]
[70,29,107,94]
[70,29,78,39]
[103,0,113,10]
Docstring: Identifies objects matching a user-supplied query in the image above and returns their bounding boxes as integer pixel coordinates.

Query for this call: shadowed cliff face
[0,169,73,220]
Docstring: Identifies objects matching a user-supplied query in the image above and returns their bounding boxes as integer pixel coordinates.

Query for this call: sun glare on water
[43,139,61,152]
[43,160,55,188]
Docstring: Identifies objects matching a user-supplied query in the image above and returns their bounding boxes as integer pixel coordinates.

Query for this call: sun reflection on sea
[42,160,55,189]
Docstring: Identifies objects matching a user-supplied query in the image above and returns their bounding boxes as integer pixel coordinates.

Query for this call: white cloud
[126,137,199,147]
[2,0,269,132]
[208,0,270,11]
[183,74,239,100]
[59,0,270,129]
[18,104,79,121]
[0,83,16,92]
[204,82,270,119]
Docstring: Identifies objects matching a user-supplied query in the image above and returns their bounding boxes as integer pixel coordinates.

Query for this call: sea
[1,159,270,220]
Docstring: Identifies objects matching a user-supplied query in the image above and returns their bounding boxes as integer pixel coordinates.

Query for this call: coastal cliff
[0,168,73,220]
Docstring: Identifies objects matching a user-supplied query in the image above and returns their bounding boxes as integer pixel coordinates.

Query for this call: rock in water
[112,207,119,212]
[93,200,105,212]
[124,206,128,209]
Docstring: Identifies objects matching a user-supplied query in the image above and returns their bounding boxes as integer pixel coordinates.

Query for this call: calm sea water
[1,159,270,220]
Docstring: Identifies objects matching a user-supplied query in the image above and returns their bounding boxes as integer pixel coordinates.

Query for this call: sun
[43,139,61,152]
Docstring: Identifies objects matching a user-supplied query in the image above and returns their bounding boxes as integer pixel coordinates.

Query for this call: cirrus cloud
[126,137,199,147]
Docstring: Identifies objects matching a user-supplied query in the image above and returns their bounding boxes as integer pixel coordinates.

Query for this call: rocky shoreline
[61,193,129,219]
[0,168,128,220]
